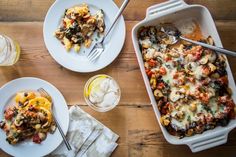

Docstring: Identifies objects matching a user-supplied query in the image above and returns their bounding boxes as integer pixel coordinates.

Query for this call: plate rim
[43,0,126,73]
[0,77,69,157]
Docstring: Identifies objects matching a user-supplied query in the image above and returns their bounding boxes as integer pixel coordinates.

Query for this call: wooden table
[0,0,236,156]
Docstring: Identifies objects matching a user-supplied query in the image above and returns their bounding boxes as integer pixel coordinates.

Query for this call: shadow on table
[127,129,236,157]
[159,130,236,157]
[0,65,21,83]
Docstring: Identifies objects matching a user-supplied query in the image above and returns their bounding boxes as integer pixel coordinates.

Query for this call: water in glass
[0,35,20,66]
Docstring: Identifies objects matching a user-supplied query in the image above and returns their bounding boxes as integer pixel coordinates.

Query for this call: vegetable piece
[33,134,42,144]
[74,44,81,52]
[154,89,164,100]
[159,67,167,75]
[189,103,197,112]
[38,132,46,141]
[148,59,157,67]
[160,115,170,126]
[4,107,15,120]
[157,82,165,90]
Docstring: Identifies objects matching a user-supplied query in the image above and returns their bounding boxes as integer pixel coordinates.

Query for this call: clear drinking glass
[0,34,20,66]
[84,74,121,112]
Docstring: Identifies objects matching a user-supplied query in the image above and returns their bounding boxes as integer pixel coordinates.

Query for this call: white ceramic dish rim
[43,0,126,73]
[0,77,69,157]
[132,0,236,153]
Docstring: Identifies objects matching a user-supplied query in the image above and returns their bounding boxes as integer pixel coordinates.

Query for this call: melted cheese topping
[139,24,235,135]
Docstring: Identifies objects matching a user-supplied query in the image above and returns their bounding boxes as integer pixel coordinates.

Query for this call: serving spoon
[162,25,236,57]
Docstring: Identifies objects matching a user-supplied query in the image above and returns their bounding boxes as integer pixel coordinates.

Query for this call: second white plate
[43,0,126,72]
[0,77,69,157]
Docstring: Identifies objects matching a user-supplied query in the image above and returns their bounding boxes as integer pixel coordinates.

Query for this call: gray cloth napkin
[49,105,119,157]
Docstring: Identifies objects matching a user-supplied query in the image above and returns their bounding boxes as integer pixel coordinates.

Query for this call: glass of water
[0,34,20,66]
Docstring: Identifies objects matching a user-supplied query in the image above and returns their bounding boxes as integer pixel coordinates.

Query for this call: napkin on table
[49,105,119,157]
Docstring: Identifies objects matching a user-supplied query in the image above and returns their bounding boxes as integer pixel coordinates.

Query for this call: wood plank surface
[0,0,236,157]
[0,0,236,21]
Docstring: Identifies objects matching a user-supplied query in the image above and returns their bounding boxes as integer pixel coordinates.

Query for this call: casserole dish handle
[146,0,187,18]
[186,130,229,152]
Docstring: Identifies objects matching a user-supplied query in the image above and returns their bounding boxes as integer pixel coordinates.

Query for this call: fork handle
[102,0,130,43]
[52,113,72,150]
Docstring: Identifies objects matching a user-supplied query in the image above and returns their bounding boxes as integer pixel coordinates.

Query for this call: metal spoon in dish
[162,25,236,57]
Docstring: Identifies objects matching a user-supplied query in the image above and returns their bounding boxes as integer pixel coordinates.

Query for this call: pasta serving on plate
[54,3,105,52]
[0,91,56,144]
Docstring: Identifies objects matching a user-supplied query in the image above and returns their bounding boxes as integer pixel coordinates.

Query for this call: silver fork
[37,88,72,150]
[87,0,130,62]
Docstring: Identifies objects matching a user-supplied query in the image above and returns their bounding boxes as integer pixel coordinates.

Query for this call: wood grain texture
[0,0,236,21]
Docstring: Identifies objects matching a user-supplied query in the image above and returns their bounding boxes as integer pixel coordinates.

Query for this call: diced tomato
[173,73,179,79]
[70,19,75,24]
[161,107,167,115]
[226,99,235,109]
[186,77,195,83]
[145,69,153,78]
[202,66,210,75]
[199,93,210,103]
[148,59,157,67]
[195,51,202,60]
[218,96,228,103]
[159,67,167,75]
[4,108,15,120]
[33,134,42,144]
[192,46,203,60]
[165,57,172,62]
[63,21,66,27]
[229,110,235,119]
[218,76,228,85]
[157,82,165,89]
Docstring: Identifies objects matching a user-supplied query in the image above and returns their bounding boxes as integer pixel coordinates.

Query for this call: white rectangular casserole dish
[132,0,236,152]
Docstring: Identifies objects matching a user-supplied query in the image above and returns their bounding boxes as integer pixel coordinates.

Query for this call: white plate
[0,77,69,157]
[43,0,126,72]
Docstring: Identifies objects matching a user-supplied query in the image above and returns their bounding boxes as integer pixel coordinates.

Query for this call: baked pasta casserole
[0,91,56,144]
[138,23,236,138]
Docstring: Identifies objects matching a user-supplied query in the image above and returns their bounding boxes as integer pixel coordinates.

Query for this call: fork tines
[37,88,52,101]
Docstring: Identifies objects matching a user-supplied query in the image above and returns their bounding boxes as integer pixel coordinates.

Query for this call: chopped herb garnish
[199,87,205,93]
[202,104,211,112]
[97,32,100,38]
[165,64,171,69]
[166,80,170,84]
[36,101,40,105]
[177,64,181,71]
[219,105,225,111]
[187,115,191,122]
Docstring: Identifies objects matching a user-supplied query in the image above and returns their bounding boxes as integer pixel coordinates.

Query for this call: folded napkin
[49,105,119,157]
